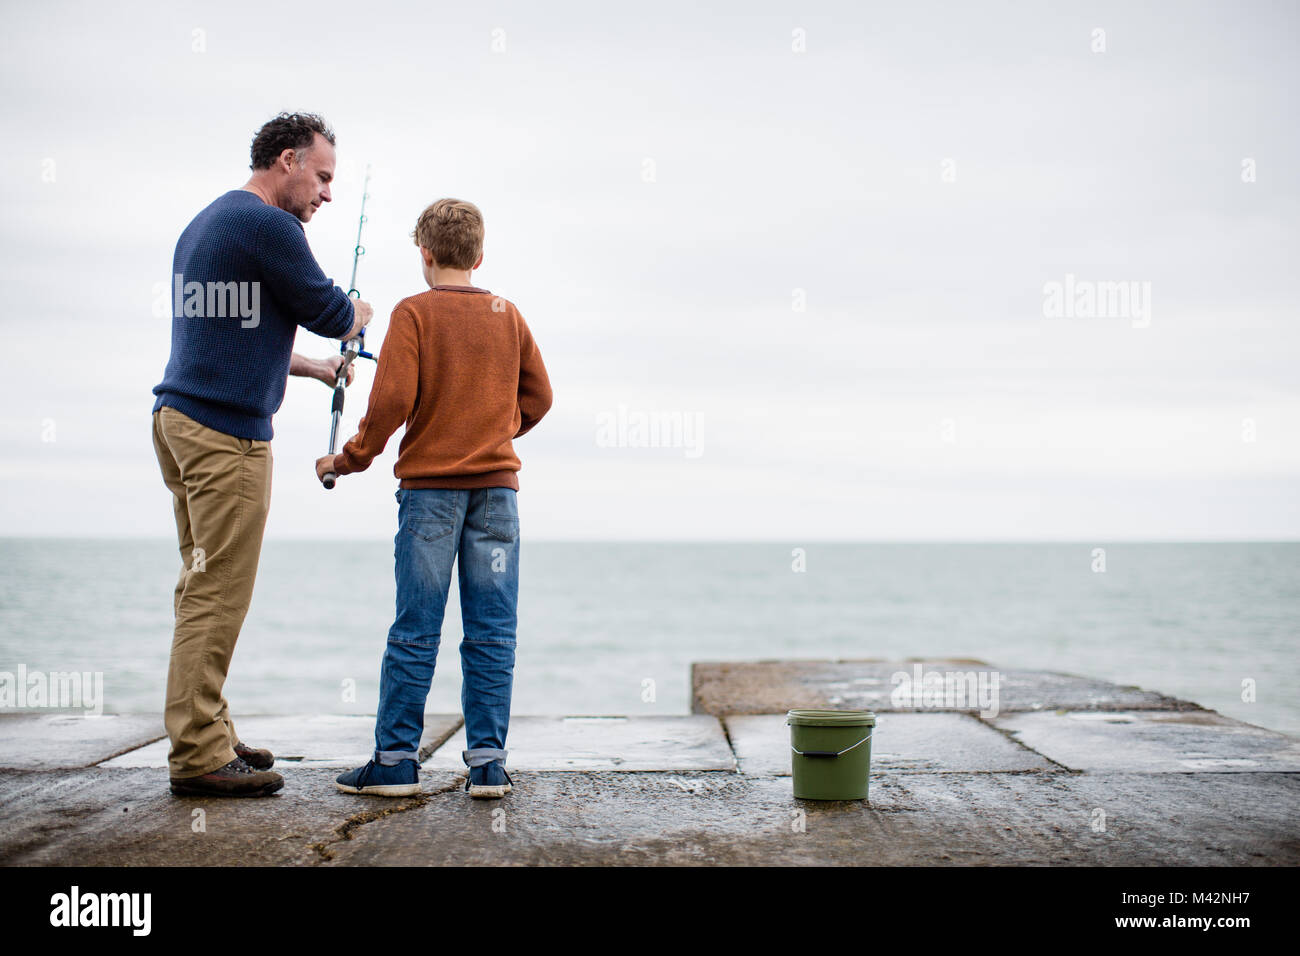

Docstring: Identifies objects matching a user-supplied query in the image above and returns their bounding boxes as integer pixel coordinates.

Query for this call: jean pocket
[404,491,458,542]
[483,488,519,543]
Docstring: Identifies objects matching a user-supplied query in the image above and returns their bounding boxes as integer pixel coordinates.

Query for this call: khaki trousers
[151,406,272,778]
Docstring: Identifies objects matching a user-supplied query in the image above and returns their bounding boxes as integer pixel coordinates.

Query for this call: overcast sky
[1,0,1296,540]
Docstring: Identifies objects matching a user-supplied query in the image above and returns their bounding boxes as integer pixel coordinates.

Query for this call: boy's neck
[430,266,478,289]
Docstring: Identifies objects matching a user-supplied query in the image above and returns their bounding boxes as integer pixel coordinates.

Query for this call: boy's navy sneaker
[466,761,513,799]
[335,759,420,797]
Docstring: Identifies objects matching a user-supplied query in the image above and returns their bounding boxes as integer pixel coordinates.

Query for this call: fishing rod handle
[324,399,345,491]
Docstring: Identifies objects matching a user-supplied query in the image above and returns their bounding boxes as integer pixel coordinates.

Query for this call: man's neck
[241,174,278,208]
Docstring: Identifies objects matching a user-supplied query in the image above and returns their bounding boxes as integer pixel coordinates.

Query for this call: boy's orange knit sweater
[332,285,552,489]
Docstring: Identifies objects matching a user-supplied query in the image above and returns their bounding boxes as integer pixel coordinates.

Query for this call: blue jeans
[374,486,519,771]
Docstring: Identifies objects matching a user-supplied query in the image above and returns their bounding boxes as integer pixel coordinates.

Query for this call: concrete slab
[0,766,463,866]
[1,765,1295,867]
[0,714,164,770]
[692,659,1202,716]
[422,716,736,772]
[1,728,1296,867]
[2,766,1293,867]
[725,712,1054,776]
[98,714,462,769]
[322,769,1300,866]
[992,710,1300,773]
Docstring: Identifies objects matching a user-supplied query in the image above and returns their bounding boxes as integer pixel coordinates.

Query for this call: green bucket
[787,709,876,801]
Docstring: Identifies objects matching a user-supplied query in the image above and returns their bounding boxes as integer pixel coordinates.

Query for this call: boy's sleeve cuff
[332,452,355,476]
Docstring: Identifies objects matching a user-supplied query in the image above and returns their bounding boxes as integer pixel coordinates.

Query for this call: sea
[1,540,1296,735]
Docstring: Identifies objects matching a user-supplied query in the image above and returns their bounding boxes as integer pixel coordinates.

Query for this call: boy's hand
[315,455,339,485]
[343,299,373,341]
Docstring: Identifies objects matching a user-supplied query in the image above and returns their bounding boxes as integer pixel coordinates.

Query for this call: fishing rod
[321,164,377,491]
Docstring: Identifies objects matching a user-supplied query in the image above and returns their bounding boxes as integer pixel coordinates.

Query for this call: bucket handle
[790,732,872,758]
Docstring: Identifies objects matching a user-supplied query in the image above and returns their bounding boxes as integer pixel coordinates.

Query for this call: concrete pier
[0,659,1296,866]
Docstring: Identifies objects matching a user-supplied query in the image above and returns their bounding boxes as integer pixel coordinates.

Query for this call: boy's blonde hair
[412,198,484,270]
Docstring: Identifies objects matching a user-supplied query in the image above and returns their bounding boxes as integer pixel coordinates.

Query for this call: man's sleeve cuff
[332,294,356,339]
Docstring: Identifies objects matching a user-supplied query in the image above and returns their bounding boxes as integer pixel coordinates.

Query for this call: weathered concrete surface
[100,714,462,769]
[0,767,462,866]
[692,659,1203,716]
[321,771,1300,866]
[4,766,1291,867]
[993,710,1300,773]
[423,716,736,772]
[1,661,1295,867]
[0,714,164,770]
[726,713,1055,776]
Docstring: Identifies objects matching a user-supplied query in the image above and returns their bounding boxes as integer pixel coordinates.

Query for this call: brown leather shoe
[234,741,275,770]
[170,758,284,797]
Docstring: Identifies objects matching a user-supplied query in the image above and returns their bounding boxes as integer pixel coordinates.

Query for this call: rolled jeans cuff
[463,748,507,768]
[375,749,419,766]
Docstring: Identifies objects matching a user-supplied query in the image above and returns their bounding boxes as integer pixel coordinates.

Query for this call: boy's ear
[420,246,435,266]
[474,252,484,270]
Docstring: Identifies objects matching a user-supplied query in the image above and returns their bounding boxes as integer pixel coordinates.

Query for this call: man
[151,112,373,797]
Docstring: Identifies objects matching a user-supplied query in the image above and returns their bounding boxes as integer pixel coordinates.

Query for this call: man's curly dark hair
[249,112,335,170]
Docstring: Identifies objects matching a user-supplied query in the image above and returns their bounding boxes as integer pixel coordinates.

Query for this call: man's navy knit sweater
[152,190,355,440]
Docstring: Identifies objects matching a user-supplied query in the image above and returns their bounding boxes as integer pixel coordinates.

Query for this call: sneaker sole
[468,783,512,799]
[335,781,422,797]
[169,779,284,798]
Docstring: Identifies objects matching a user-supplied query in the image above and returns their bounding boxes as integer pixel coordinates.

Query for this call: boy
[316,198,552,798]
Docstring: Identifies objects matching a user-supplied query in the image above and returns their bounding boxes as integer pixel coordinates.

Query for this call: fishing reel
[341,288,377,365]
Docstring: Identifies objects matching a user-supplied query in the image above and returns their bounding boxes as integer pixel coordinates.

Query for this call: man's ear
[278,148,296,172]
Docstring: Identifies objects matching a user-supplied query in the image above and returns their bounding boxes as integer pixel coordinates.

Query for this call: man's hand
[320,354,355,387]
[344,299,373,341]
[315,455,339,486]
[289,352,354,387]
